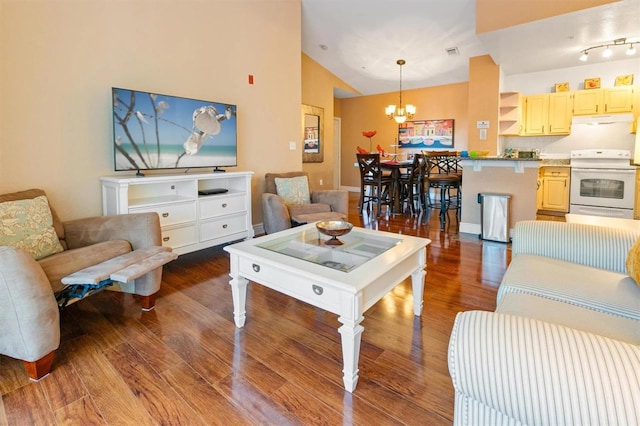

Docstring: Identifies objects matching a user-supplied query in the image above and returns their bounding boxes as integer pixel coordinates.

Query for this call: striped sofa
[448,220,640,426]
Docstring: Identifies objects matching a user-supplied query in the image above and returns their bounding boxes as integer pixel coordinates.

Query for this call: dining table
[380,159,413,214]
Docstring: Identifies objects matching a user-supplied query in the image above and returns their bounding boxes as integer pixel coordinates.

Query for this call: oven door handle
[571,168,636,175]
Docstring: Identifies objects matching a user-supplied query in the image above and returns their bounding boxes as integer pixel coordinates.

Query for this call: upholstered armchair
[261,171,348,234]
[0,189,176,380]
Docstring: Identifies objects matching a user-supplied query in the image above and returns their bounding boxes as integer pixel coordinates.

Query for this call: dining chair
[356,153,393,216]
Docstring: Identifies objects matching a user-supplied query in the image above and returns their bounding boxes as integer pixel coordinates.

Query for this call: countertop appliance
[569,149,636,219]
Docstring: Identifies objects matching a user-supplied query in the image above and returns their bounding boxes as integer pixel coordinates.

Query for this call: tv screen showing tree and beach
[112,87,237,173]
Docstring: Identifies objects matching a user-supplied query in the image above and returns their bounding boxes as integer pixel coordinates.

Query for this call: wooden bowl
[316,221,353,245]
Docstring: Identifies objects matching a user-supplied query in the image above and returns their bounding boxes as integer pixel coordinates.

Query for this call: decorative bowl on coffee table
[316,220,353,245]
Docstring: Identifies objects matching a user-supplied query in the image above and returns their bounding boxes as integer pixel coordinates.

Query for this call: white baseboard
[459,222,481,236]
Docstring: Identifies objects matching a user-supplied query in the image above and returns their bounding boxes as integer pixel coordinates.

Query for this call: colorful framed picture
[584,78,601,90]
[615,74,634,86]
[554,82,569,92]
[398,119,454,149]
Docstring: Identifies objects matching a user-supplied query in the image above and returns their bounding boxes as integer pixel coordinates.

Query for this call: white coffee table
[223,223,430,392]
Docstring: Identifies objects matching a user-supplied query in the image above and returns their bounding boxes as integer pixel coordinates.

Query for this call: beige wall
[476,0,616,34]
[467,55,500,153]
[338,83,469,188]
[301,54,356,191]
[0,0,301,226]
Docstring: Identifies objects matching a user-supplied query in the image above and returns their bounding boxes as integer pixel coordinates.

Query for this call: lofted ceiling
[301,0,640,98]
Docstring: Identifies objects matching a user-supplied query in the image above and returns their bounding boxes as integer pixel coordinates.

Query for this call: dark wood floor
[0,193,511,425]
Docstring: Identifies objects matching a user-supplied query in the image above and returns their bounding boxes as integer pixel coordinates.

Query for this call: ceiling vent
[445,47,460,56]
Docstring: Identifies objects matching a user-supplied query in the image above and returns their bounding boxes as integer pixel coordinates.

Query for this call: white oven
[570,149,636,219]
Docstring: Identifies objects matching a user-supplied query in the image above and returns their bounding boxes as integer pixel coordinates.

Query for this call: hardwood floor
[0,193,511,425]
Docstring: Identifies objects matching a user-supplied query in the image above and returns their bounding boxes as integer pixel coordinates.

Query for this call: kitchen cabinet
[523,93,572,136]
[524,95,548,135]
[573,87,634,115]
[548,92,573,134]
[540,167,570,212]
[499,92,522,136]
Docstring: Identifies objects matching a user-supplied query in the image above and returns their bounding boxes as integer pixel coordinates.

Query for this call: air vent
[445,47,460,56]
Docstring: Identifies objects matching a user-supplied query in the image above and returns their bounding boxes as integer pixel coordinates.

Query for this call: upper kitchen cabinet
[573,89,604,115]
[604,86,634,113]
[523,94,548,135]
[523,93,572,136]
[548,92,572,134]
[499,92,522,136]
[573,87,634,115]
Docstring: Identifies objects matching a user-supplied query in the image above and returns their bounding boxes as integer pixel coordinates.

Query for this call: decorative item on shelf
[584,77,601,90]
[362,130,377,153]
[316,220,353,246]
[615,74,634,86]
[579,37,637,62]
[554,82,569,92]
[385,59,416,124]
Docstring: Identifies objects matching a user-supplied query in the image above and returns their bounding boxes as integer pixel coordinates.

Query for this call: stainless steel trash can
[478,193,511,243]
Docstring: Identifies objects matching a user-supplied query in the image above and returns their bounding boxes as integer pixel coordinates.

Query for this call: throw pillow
[0,195,64,260]
[625,237,640,287]
[275,176,311,205]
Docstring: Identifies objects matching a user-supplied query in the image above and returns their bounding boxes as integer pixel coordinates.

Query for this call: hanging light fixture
[578,37,638,61]
[385,59,415,124]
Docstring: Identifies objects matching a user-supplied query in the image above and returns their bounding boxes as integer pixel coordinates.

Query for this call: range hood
[571,113,634,125]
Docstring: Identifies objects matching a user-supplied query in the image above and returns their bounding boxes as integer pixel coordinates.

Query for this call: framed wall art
[398,119,454,149]
[302,104,324,163]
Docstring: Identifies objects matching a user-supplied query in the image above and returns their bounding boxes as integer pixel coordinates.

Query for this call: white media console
[101,172,254,255]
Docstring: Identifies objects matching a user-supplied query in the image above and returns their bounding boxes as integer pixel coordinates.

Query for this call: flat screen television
[112,87,237,174]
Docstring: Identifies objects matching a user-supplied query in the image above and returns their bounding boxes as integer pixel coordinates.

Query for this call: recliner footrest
[61,246,176,285]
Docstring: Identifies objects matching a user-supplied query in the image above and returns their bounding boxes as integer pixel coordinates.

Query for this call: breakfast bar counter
[459,157,540,238]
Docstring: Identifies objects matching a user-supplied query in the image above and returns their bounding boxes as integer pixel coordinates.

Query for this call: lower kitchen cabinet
[539,167,570,212]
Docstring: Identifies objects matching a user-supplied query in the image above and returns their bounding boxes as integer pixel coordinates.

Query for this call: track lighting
[579,37,638,61]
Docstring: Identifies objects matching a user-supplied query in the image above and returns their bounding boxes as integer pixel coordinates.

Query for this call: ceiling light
[578,37,639,61]
[386,59,415,124]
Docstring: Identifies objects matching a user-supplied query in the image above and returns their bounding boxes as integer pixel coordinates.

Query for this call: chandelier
[579,37,637,62]
[385,59,416,124]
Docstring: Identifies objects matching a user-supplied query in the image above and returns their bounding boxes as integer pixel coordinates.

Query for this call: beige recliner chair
[261,171,348,234]
[0,189,176,380]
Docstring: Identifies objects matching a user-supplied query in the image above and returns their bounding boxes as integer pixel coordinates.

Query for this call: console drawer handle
[312,285,323,295]
[162,212,169,218]
[163,237,170,242]
[222,203,228,208]
[223,224,228,229]
[252,264,260,273]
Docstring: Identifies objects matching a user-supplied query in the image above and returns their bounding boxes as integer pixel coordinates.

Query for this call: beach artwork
[398,119,454,149]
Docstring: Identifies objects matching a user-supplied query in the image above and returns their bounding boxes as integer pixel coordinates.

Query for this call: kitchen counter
[460,157,541,173]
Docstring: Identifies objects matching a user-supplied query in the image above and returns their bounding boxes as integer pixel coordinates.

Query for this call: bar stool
[356,153,393,216]
[398,154,427,215]
[425,154,461,229]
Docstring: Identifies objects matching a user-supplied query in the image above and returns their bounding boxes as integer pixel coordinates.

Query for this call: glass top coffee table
[224,223,430,392]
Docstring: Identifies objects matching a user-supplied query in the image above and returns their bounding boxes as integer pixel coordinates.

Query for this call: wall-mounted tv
[112,87,237,173]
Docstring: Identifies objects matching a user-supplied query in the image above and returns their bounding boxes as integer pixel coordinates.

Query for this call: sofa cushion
[625,237,640,287]
[0,189,64,244]
[275,176,311,205]
[496,292,640,345]
[38,240,132,293]
[0,195,64,260]
[498,253,640,321]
